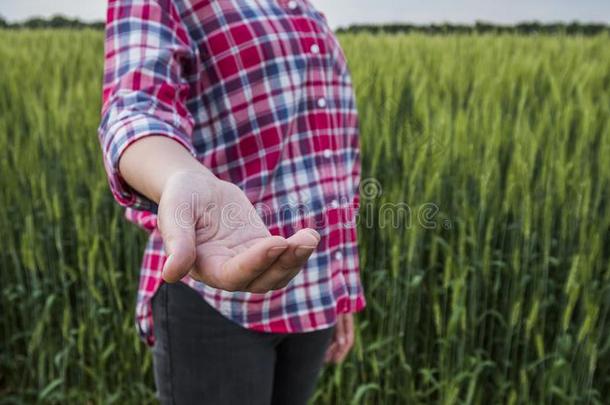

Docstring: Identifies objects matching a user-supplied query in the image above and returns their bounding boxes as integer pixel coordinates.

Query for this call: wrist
[159,168,219,204]
[120,135,219,204]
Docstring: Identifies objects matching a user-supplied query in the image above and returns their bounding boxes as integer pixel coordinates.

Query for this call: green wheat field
[1,30,609,404]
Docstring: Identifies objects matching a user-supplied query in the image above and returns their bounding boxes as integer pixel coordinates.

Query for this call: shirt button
[310,44,320,54]
[317,97,327,108]
[323,149,332,159]
[334,251,343,261]
[287,0,298,10]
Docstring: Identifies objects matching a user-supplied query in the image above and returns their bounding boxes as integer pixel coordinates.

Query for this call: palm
[157,172,319,293]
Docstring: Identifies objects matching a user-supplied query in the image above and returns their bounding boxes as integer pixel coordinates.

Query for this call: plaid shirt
[98,0,365,346]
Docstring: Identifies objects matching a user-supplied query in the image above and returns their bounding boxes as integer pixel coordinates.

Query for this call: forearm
[118,136,214,204]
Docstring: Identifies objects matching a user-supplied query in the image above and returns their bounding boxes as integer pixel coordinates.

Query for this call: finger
[324,342,338,363]
[247,228,320,292]
[330,316,347,363]
[344,313,354,348]
[216,236,288,291]
[335,315,354,362]
[325,324,340,363]
[158,203,197,283]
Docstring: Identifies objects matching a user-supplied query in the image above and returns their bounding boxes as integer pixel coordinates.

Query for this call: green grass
[1,29,609,404]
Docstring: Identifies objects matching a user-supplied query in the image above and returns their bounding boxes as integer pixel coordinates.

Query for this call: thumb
[159,207,197,283]
[162,239,196,283]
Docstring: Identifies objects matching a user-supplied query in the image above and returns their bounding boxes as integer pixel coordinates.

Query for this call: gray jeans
[151,282,334,405]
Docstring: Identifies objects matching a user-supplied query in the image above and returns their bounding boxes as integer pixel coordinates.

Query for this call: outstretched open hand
[157,171,319,293]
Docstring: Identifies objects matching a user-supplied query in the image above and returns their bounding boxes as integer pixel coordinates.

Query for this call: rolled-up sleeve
[98,0,196,212]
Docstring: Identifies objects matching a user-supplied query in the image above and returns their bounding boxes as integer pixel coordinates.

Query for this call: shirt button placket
[302,8,338,220]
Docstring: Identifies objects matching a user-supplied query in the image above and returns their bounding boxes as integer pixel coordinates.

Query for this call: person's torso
[130,0,364,341]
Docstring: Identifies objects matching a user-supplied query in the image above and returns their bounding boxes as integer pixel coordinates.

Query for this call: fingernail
[267,246,287,259]
[338,336,346,345]
[306,228,320,240]
[295,246,315,259]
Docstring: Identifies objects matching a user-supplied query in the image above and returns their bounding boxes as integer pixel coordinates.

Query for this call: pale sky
[1,0,609,28]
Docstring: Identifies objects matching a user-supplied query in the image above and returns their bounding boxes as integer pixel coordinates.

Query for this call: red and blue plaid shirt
[98,0,365,346]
